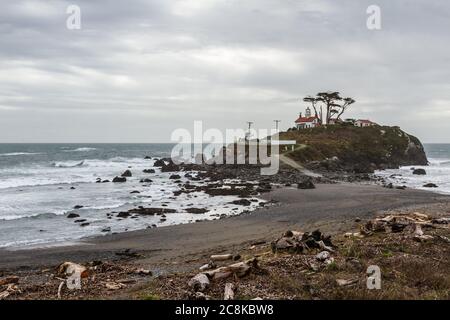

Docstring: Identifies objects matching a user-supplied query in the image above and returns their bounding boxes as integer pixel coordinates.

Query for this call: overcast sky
[0,0,449,143]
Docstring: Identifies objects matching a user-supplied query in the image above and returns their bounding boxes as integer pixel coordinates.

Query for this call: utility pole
[245,121,253,141]
[274,120,281,132]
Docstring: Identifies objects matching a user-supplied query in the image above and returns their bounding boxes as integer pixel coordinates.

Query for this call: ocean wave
[63,147,97,152]
[0,152,43,157]
[429,158,450,166]
[51,160,85,168]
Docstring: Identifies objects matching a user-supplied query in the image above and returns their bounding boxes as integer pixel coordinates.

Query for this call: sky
[0,0,449,143]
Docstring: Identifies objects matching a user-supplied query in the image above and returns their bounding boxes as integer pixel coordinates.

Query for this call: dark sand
[1,183,449,270]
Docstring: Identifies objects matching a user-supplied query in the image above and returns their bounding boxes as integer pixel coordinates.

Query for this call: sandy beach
[1,183,448,271]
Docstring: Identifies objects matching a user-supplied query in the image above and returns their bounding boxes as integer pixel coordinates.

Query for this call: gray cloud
[0,0,449,142]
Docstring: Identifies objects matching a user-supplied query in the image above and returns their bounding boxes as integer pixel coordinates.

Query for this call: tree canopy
[303,92,355,124]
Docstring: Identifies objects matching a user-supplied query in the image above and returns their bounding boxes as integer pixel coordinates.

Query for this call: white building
[295,107,320,129]
[354,119,377,127]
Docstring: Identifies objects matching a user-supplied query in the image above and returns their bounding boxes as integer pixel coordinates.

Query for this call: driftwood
[210,254,233,261]
[0,276,19,286]
[204,258,258,280]
[199,261,216,272]
[57,262,89,278]
[224,283,235,300]
[188,273,210,292]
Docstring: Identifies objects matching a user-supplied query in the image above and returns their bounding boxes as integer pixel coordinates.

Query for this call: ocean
[375,144,450,194]
[0,143,262,249]
[0,143,449,249]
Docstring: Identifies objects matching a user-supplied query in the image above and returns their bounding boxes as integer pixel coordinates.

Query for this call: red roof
[356,119,374,124]
[295,116,319,123]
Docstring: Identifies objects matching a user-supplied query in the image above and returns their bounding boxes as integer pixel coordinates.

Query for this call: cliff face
[279,125,428,173]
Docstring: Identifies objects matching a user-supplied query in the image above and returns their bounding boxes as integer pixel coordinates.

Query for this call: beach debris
[0,284,20,300]
[360,212,449,242]
[224,283,235,300]
[199,261,216,272]
[112,176,127,183]
[315,251,331,262]
[412,168,426,175]
[57,262,89,279]
[121,170,132,177]
[336,278,358,287]
[271,229,334,254]
[0,276,19,286]
[135,268,152,276]
[105,282,126,290]
[210,254,233,261]
[188,273,210,292]
[204,258,258,280]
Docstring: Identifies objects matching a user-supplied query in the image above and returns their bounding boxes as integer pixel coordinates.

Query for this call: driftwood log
[204,258,258,280]
[210,254,233,261]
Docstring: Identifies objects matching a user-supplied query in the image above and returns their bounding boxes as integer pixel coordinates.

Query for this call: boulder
[121,170,132,177]
[67,213,80,219]
[423,183,438,188]
[112,176,127,183]
[297,179,315,189]
[412,168,426,175]
[169,174,181,180]
[153,159,166,167]
[143,169,155,174]
[188,273,210,292]
[230,199,252,206]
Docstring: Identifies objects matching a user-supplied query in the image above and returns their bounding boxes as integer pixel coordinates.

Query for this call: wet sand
[1,183,449,270]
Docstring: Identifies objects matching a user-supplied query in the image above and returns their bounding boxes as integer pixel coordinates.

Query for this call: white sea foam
[0,152,43,156]
[375,157,450,194]
[63,147,97,152]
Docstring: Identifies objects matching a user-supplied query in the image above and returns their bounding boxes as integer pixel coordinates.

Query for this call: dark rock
[130,190,140,194]
[423,183,438,188]
[102,180,110,183]
[80,222,90,227]
[67,213,80,219]
[297,179,315,189]
[70,187,76,190]
[140,178,153,183]
[169,174,181,179]
[412,168,426,175]
[230,199,252,206]
[144,156,152,159]
[185,208,208,214]
[73,205,84,209]
[153,159,166,167]
[143,169,155,174]
[121,170,132,177]
[112,176,127,183]
[390,222,408,233]
[117,212,131,218]
[128,207,176,216]
[74,219,86,223]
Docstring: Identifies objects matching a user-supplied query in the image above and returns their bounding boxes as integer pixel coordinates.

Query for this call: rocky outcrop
[281,125,428,174]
